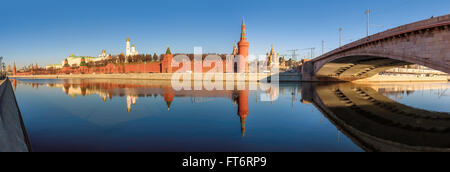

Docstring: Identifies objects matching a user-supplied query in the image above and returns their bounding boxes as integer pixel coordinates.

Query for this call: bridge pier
[301,61,315,81]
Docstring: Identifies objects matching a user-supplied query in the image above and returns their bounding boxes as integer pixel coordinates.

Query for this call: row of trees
[0,57,7,79]
[84,53,163,67]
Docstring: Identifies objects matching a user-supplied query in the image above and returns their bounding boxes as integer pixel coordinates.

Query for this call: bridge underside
[315,56,412,81]
[303,83,450,151]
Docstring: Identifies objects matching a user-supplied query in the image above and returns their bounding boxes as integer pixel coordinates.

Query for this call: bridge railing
[314,14,450,62]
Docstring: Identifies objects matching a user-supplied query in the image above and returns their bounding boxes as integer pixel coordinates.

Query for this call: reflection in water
[15,79,280,138]
[303,83,450,151]
[11,78,450,152]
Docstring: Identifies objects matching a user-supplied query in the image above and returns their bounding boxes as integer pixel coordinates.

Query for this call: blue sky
[1,0,449,67]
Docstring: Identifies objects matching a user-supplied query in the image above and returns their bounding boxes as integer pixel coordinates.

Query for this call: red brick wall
[16,58,245,75]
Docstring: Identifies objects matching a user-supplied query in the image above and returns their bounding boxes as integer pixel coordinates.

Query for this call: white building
[46,64,63,70]
[62,54,99,67]
[125,38,139,57]
[98,49,110,59]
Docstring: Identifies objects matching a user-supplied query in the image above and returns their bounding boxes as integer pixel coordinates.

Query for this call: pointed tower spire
[240,17,246,41]
[232,41,238,55]
[271,44,274,54]
[240,118,246,137]
[165,46,172,55]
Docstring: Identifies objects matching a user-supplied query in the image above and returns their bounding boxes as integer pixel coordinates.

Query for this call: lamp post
[365,9,371,36]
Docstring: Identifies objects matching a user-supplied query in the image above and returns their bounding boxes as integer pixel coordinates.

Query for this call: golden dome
[126,37,130,42]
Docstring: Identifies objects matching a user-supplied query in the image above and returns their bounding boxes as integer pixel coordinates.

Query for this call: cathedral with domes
[125,38,139,57]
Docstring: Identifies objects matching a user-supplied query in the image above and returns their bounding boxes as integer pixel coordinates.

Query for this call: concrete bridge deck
[303,14,450,81]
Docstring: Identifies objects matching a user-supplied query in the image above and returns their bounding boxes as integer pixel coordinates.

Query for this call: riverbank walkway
[0,78,31,152]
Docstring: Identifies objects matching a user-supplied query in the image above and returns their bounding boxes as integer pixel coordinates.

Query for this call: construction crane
[286,49,299,61]
[300,48,316,59]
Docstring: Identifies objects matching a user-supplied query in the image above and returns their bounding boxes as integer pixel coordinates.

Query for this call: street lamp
[365,9,371,37]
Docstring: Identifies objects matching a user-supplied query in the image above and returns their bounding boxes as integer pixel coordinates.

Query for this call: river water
[11,78,450,152]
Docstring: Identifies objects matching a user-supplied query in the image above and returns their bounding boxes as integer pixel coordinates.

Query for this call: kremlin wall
[12,19,256,78]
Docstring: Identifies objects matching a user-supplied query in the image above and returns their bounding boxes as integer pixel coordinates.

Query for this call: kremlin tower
[237,18,249,73]
[161,47,173,73]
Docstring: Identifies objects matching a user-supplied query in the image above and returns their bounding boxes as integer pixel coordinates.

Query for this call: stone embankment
[0,78,31,152]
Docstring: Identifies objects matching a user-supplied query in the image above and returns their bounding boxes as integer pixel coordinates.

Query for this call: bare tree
[0,57,5,79]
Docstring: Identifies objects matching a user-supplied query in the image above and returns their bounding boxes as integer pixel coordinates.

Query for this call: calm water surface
[11,78,450,152]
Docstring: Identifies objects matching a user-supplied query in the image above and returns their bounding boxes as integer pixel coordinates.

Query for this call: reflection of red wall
[12,79,17,91]
[171,59,235,73]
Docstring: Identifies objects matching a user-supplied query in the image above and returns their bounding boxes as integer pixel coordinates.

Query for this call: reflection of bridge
[302,83,450,151]
[302,15,450,81]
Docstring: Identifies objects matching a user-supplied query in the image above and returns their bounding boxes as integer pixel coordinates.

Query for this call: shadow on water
[10,78,450,152]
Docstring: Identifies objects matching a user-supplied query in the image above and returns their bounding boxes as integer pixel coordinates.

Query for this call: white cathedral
[125,38,139,57]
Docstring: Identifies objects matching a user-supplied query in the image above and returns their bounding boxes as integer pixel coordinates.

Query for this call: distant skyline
[1,0,449,67]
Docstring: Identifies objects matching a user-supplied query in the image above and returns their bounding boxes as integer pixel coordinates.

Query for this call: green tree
[153,53,158,61]
[165,47,172,55]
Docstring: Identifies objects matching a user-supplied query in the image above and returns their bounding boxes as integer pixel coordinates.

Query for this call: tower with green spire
[80,57,87,66]
[161,46,174,73]
[165,46,172,55]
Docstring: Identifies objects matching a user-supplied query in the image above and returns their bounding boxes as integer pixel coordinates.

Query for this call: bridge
[302,14,450,81]
[302,83,450,152]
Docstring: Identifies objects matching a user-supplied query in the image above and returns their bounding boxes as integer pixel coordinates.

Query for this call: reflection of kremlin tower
[237,90,249,137]
[63,83,70,95]
[161,47,174,73]
[12,79,17,91]
[163,87,174,111]
[237,18,249,73]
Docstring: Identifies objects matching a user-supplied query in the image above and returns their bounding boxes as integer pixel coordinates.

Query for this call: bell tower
[126,38,131,57]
